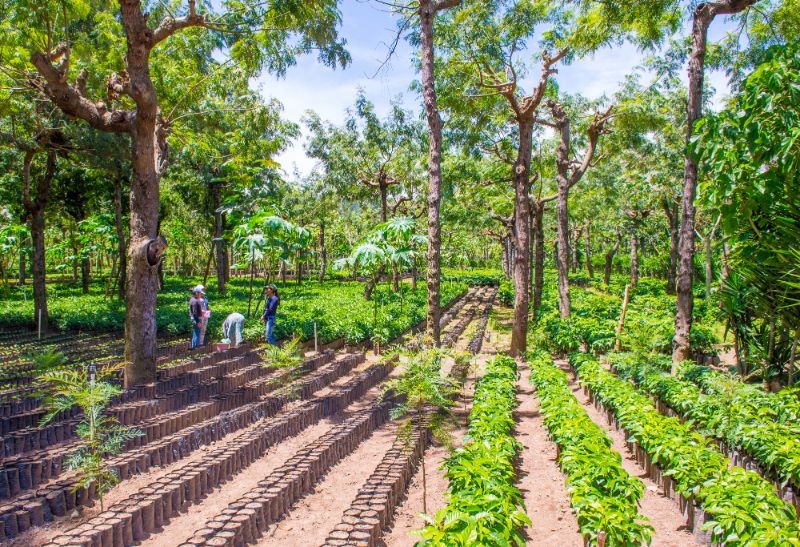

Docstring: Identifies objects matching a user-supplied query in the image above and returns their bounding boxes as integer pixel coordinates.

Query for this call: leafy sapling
[383,347,458,513]
[39,362,142,511]
[261,335,304,369]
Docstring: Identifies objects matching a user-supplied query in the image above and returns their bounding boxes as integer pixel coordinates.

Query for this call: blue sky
[255,0,735,178]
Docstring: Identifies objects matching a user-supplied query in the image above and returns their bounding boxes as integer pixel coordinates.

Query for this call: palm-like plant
[261,335,304,369]
[383,347,457,513]
[39,363,142,511]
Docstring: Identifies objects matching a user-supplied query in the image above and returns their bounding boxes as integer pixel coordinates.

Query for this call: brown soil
[258,421,400,546]
[557,359,700,547]
[140,358,388,546]
[516,363,583,546]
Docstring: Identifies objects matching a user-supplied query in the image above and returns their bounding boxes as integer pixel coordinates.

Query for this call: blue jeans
[265,315,276,345]
[191,324,203,349]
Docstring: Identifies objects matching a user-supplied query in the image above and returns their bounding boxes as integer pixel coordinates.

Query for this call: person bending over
[222,312,246,347]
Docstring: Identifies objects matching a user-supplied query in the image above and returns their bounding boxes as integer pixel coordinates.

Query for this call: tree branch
[569,105,614,188]
[30,51,133,133]
[151,0,208,46]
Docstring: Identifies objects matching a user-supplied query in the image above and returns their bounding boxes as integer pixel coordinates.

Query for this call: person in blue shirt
[260,285,280,345]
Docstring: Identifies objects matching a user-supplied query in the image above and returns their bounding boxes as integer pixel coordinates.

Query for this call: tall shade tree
[436,0,683,353]
[304,93,421,224]
[3,0,349,385]
[541,98,613,318]
[383,0,463,344]
[672,0,759,368]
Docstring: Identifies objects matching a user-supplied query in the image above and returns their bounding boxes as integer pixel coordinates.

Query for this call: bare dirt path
[557,358,700,547]
[257,421,400,546]
[479,306,582,545]
[515,352,583,546]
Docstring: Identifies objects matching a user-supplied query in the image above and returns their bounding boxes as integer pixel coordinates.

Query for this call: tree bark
[704,231,713,302]
[672,0,758,370]
[123,67,165,387]
[30,209,48,332]
[584,223,593,277]
[554,122,572,319]
[19,247,26,285]
[379,181,388,223]
[721,241,730,281]
[212,183,226,295]
[662,197,679,294]
[419,0,450,346]
[81,256,91,294]
[570,226,581,274]
[532,200,546,318]
[630,230,639,291]
[604,232,621,286]
[318,221,327,282]
[509,119,534,356]
[114,179,127,300]
[22,149,56,334]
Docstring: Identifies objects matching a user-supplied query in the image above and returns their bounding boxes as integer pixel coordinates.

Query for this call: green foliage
[697,43,800,334]
[38,363,142,510]
[497,280,514,306]
[528,350,652,546]
[30,348,68,375]
[261,335,303,369]
[0,277,466,347]
[384,347,457,425]
[442,268,503,287]
[572,353,800,544]
[610,351,800,493]
[418,356,530,546]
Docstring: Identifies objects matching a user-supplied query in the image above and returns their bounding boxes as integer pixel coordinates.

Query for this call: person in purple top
[260,285,280,345]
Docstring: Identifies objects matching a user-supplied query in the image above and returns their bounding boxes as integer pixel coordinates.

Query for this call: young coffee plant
[383,347,458,513]
[261,335,304,369]
[38,362,142,511]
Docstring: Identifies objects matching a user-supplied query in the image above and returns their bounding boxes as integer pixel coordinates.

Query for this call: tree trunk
[630,231,639,291]
[604,233,620,287]
[297,255,303,285]
[419,0,444,345]
[30,210,48,333]
[19,247,26,285]
[81,256,91,294]
[21,149,55,334]
[704,231,713,302]
[318,221,327,283]
[379,181,388,223]
[411,256,418,290]
[114,179,127,300]
[392,262,399,292]
[500,236,509,279]
[123,86,164,388]
[571,226,580,274]
[584,224,593,278]
[213,183,226,295]
[662,197,679,294]
[721,241,730,281]
[509,118,533,356]
[555,157,571,318]
[673,0,758,370]
[532,200,545,318]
